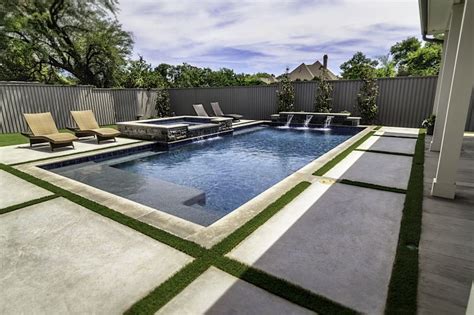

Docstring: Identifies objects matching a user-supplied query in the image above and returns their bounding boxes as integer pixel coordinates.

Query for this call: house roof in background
[288,60,338,81]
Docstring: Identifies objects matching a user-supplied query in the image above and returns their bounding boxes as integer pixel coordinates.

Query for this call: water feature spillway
[324,116,334,128]
[285,114,294,127]
[304,115,313,128]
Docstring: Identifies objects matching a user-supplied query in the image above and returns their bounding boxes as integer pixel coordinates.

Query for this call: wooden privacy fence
[1,77,473,133]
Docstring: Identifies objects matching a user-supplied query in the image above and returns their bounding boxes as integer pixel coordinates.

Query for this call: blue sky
[117,0,421,75]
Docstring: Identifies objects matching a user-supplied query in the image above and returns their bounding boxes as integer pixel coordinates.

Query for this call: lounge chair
[22,112,77,151]
[70,110,120,143]
[211,102,243,121]
[193,104,209,117]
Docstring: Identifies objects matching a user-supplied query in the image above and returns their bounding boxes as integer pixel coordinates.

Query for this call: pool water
[109,126,360,224]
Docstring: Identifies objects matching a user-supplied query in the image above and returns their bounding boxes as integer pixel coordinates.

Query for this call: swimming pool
[48,126,362,226]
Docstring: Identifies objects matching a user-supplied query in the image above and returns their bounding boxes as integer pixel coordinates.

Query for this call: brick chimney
[323,54,328,69]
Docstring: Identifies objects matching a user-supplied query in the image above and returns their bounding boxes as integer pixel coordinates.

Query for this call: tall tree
[340,52,378,79]
[1,0,133,87]
[390,37,421,68]
[375,54,396,78]
[402,42,442,76]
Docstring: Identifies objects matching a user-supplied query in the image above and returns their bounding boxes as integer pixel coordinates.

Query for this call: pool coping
[14,125,374,247]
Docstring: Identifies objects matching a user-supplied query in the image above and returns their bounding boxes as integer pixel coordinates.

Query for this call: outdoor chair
[22,112,77,151]
[193,104,209,117]
[70,110,120,143]
[210,102,243,121]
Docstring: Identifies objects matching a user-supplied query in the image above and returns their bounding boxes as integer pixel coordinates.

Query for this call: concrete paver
[0,197,192,314]
[0,137,141,165]
[0,170,52,208]
[325,151,413,190]
[374,126,419,138]
[358,136,417,155]
[156,267,315,315]
[228,182,405,314]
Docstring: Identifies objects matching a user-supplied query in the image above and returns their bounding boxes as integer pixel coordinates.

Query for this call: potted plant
[422,114,436,135]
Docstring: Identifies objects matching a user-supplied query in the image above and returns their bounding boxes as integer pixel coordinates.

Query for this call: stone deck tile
[156,267,315,315]
[0,170,53,208]
[325,151,413,190]
[0,137,141,165]
[358,135,417,155]
[227,182,405,314]
[0,198,192,314]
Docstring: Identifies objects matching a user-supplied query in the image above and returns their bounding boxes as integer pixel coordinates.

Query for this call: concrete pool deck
[3,126,472,313]
[0,136,143,165]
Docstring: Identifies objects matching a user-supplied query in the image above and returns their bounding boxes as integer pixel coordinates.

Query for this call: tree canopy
[1,0,133,87]
[339,37,442,79]
[340,52,378,79]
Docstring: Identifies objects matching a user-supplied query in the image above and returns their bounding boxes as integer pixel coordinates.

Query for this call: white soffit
[427,0,456,34]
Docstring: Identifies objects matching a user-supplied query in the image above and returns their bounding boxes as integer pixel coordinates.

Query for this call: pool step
[53,163,222,226]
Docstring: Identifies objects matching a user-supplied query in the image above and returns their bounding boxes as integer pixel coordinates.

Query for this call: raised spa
[117,116,233,143]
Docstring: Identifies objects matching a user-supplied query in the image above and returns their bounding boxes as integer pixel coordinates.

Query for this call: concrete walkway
[0,170,52,208]
[0,194,192,313]
[226,127,419,314]
[157,267,314,315]
[0,137,141,165]
[418,135,474,314]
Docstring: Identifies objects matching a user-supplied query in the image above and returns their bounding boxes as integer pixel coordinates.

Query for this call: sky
[117,0,422,75]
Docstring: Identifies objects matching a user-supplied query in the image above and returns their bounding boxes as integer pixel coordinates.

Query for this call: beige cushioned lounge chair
[70,110,120,143]
[23,112,77,151]
[210,102,243,121]
[193,104,209,117]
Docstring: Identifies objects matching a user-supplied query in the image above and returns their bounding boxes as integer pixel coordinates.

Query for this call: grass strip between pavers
[0,194,59,215]
[0,163,206,258]
[125,258,213,314]
[354,149,414,157]
[1,164,359,314]
[339,179,407,194]
[313,130,375,176]
[384,130,425,314]
[213,255,358,315]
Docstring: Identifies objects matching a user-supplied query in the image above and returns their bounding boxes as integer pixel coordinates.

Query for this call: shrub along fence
[1,77,473,133]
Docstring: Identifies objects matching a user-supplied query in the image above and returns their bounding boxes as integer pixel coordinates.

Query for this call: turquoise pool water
[110,126,361,224]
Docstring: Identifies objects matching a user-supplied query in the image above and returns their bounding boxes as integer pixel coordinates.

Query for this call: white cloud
[117,0,421,75]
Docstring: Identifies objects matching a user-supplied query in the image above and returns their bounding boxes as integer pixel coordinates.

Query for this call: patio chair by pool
[211,102,243,121]
[70,110,120,143]
[22,112,78,151]
[193,104,209,117]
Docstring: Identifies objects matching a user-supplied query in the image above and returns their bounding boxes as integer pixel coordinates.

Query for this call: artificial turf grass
[339,179,407,194]
[0,133,29,147]
[384,130,425,315]
[125,258,213,315]
[0,194,59,215]
[313,130,376,176]
[1,163,357,315]
[213,255,358,315]
[0,163,206,258]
